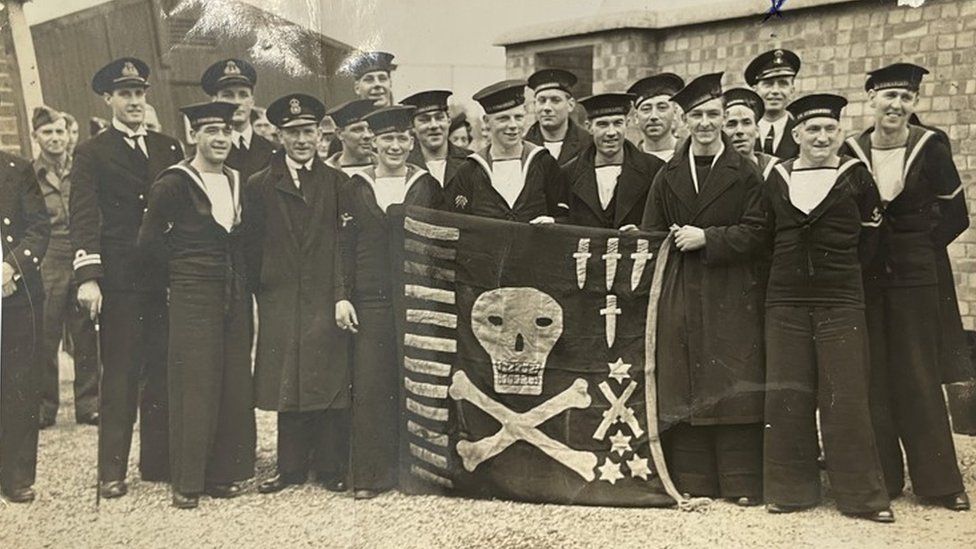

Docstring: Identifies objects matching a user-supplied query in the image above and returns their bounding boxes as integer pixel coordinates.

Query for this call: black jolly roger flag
[391,206,683,507]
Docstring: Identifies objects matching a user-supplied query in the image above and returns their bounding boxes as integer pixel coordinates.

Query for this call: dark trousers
[99,290,169,482]
[168,278,256,494]
[764,306,889,513]
[661,423,763,499]
[866,285,965,498]
[277,410,349,482]
[0,303,42,492]
[350,300,399,492]
[39,254,98,422]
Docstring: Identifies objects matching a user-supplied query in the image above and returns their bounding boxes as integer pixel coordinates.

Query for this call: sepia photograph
[0,0,974,546]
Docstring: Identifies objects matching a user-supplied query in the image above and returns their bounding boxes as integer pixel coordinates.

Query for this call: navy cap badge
[122,61,139,77]
[289,98,301,115]
[224,60,240,75]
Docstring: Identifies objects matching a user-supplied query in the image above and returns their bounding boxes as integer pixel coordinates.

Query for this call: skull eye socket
[536,317,553,328]
[488,315,503,326]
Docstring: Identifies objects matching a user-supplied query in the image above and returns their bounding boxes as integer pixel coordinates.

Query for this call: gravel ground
[1,361,974,548]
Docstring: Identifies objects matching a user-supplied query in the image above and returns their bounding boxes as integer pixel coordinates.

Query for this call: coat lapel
[299,163,326,253]
[692,142,737,219]
[613,145,651,227]
[666,141,698,215]
[268,157,302,250]
[570,148,609,225]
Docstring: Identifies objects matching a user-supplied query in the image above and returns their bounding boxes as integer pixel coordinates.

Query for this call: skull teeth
[492,361,544,395]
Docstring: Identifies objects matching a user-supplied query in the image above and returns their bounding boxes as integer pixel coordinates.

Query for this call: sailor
[524,68,591,166]
[323,99,377,178]
[745,48,801,159]
[627,72,685,162]
[721,87,779,178]
[400,89,471,187]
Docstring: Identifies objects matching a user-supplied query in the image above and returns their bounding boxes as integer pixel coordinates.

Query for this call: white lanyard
[688,142,723,193]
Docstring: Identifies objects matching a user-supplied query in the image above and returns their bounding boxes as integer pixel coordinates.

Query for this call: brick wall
[506,0,976,329]
[0,7,28,157]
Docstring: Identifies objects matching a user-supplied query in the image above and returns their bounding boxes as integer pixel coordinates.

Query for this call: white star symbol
[597,458,624,484]
[607,358,631,383]
[627,455,651,480]
[609,431,632,456]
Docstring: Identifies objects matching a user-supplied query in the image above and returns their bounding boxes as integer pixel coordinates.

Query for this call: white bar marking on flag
[405,284,456,305]
[411,465,453,488]
[407,397,449,421]
[407,420,449,447]
[405,333,457,353]
[405,357,452,378]
[405,238,456,260]
[410,442,449,469]
[405,377,449,399]
[404,260,455,282]
[405,216,460,241]
[407,309,457,329]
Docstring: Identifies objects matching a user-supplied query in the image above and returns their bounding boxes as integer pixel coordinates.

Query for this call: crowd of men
[0,46,971,522]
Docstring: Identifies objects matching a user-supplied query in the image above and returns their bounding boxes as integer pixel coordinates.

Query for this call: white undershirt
[426,159,447,186]
[371,176,408,213]
[595,165,622,210]
[871,147,907,203]
[200,172,235,231]
[491,159,523,208]
[648,149,674,162]
[759,114,790,152]
[788,168,837,214]
[543,141,564,160]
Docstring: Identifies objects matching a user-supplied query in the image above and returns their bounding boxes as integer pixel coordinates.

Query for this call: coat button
[24,249,31,256]
[5,235,11,243]
[2,217,9,225]
[139,194,145,200]
[33,257,39,264]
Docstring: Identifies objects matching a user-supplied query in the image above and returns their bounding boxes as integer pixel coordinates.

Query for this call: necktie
[125,135,148,159]
[763,125,775,155]
[295,166,311,195]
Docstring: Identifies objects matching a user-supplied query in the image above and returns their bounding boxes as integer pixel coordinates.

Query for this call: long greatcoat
[225,131,277,185]
[565,140,664,229]
[245,152,351,412]
[640,135,767,427]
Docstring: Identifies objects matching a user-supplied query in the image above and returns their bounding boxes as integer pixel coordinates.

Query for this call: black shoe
[941,492,970,511]
[354,489,378,500]
[2,487,36,503]
[846,508,895,523]
[734,496,762,507]
[39,416,56,430]
[99,480,128,499]
[172,491,199,509]
[766,503,811,514]
[77,413,99,426]
[258,475,303,494]
[205,482,243,499]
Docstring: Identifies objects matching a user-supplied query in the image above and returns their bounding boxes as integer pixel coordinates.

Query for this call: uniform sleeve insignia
[340,212,354,227]
[454,195,468,209]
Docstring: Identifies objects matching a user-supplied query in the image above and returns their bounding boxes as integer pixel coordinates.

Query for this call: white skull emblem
[471,287,564,396]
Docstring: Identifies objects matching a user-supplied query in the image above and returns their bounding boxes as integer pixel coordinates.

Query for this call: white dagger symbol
[630,239,653,291]
[573,238,591,290]
[600,295,622,348]
[603,238,621,291]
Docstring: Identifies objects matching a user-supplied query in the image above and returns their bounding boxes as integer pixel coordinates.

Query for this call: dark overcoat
[245,152,352,412]
[406,141,471,188]
[640,136,767,426]
[565,140,664,229]
[754,114,799,160]
[524,117,592,166]
[225,131,277,185]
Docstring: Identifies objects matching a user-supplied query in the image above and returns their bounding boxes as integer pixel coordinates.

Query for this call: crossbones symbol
[449,370,599,481]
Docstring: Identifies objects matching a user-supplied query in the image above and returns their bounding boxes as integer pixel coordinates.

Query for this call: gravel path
[1,372,974,548]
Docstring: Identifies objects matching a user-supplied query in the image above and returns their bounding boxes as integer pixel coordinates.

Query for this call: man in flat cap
[448,113,472,150]
[245,94,351,496]
[722,88,779,178]
[745,48,801,160]
[842,63,970,511]
[335,105,443,499]
[1,143,50,504]
[201,58,277,184]
[762,94,892,522]
[324,99,377,178]
[565,93,664,229]
[524,68,590,166]
[641,73,766,507]
[137,101,255,509]
[71,57,184,499]
[448,80,570,223]
[31,106,98,430]
[628,73,685,162]
[400,89,471,187]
